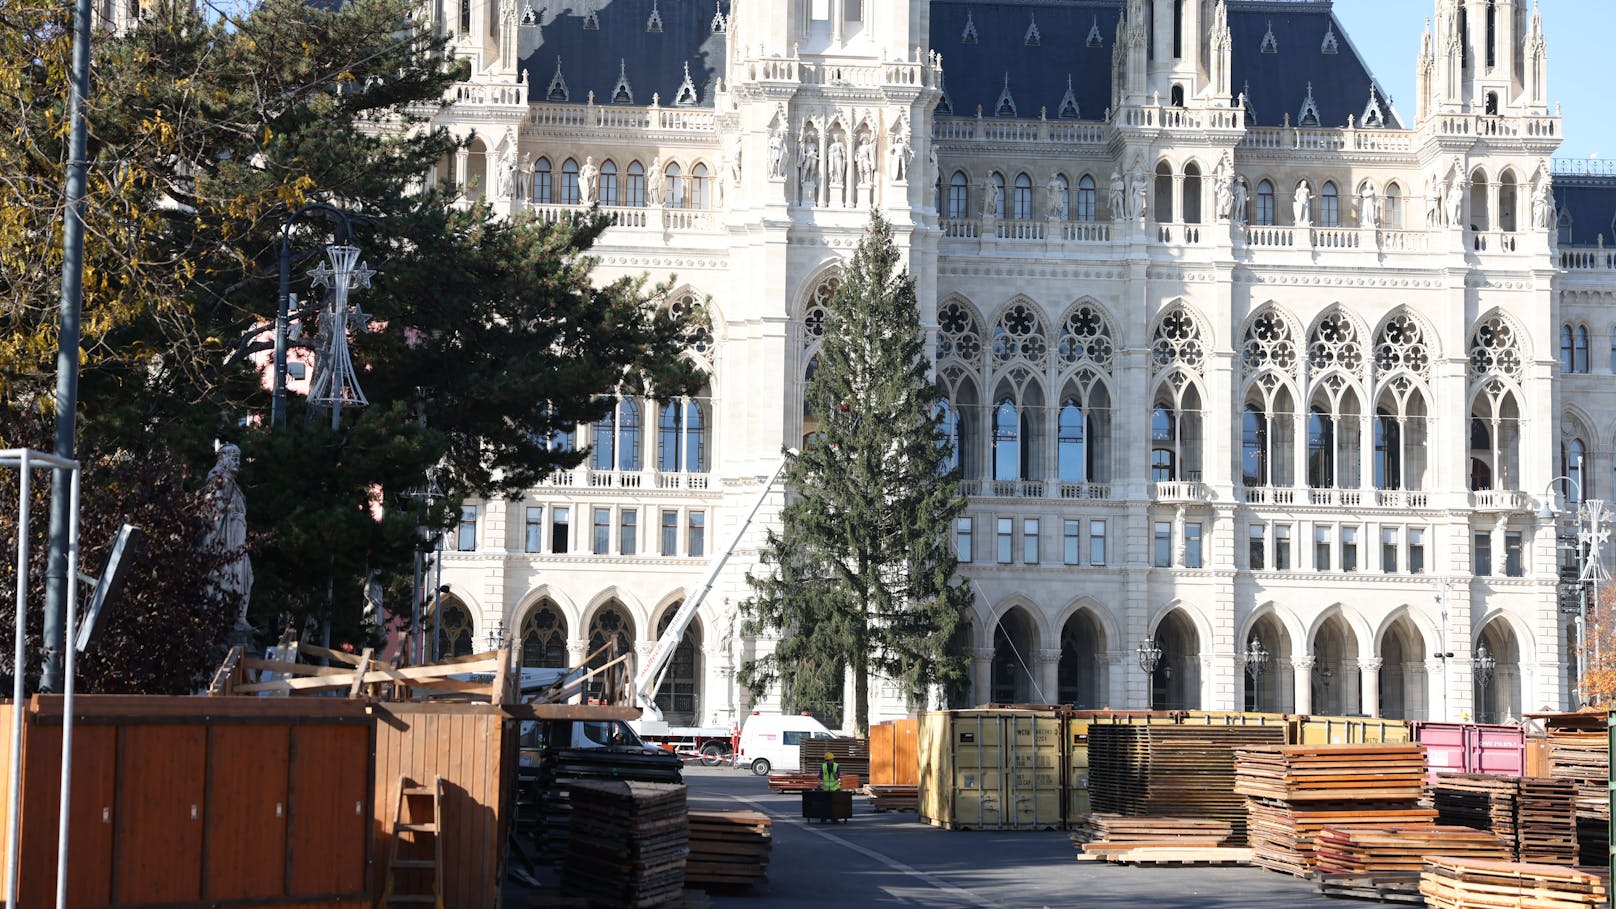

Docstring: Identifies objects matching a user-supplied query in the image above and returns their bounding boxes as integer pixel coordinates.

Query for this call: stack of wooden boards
[685,809,772,889]
[1421,856,1610,909]
[1070,814,1248,865]
[799,737,871,784]
[1546,725,1610,866]
[562,780,688,908]
[1087,724,1287,844]
[864,785,919,812]
[534,747,684,862]
[1433,773,1577,864]
[1234,744,1434,876]
[766,772,858,793]
[1312,825,1512,905]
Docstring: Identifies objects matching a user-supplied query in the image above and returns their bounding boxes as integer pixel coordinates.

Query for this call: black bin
[801,789,853,822]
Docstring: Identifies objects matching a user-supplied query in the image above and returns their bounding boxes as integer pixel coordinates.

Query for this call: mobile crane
[627,452,794,764]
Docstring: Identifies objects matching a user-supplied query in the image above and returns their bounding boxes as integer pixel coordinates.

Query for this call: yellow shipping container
[1289,715,1412,744]
[918,710,1063,830]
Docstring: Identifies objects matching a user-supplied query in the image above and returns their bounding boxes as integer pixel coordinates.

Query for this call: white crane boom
[633,453,793,718]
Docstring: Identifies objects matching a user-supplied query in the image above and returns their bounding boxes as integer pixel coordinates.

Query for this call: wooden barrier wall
[370,702,516,909]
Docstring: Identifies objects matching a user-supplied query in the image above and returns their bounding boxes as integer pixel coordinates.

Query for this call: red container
[1411,721,1526,780]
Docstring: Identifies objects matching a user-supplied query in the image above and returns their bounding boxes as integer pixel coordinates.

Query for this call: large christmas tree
[741,213,970,735]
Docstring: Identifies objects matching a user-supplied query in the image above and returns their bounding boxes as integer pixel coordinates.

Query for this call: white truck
[626,454,794,765]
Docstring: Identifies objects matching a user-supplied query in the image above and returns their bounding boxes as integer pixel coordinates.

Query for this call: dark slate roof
[1554,177,1616,246]
[522,0,729,107]
[927,0,1399,128]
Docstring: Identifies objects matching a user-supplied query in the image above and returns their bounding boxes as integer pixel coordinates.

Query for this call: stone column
[972,647,994,707]
[1292,656,1315,716]
[1361,657,1383,718]
[1037,649,1062,705]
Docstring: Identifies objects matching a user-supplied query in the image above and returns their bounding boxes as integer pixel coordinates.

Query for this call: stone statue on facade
[927,143,939,188]
[203,444,254,628]
[647,156,665,205]
[855,134,876,186]
[1532,175,1556,229]
[1231,176,1249,225]
[1129,169,1148,222]
[800,135,820,203]
[516,152,533,200]
[827,136,846,186]
[496,149,515,199]
[1293,180,1312,228]
[982,177,1001,218]
[1445,170,1465,227]
[1358,180,1378,229]
[1046,174,1065,220]
[1427,175,1445,227]
[888,126,912,183]
[1214,166,1234,221]
[1108,170,1126,220]
[579,155,599,205]
[767,124,788,180]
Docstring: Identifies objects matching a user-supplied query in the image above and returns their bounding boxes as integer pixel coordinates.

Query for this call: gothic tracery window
[587,602,633,669]
[1241,309,1299,488]
[1305,310,1367,489]
[1372,313,1434,491]
[1150,305,1206,482]
[1468,315,1526,491]
[521,601,568,668]
[437,599,475,658]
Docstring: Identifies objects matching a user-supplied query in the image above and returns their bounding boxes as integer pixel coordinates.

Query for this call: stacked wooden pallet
[685,809,771,889]
[1235,744,1435,877]
[1421,856,1610,909]
[1516,777,1578,865]
[1314,825,1511,874]
[1088,724,1287,844]
[799,737,871,783]
[1546,728,1610,866]
[766,772,857,793]
[1433,774,1520,857]
[864,785,919,812]
[562,780,688,908]
[1070,814,1248,865]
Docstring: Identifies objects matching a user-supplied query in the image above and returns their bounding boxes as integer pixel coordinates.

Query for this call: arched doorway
[1152,610,1200,710]
[991,607,1039,704]
[587,601,635,668]
[1245,614,1293,713]
[437,597,475,658]
[1475,619,1523,723]
[1312,615,1361,716]
[1378,615,1429,720]
[654,606,701,726]
[1058,610,1106,708]
[519,598,568,668]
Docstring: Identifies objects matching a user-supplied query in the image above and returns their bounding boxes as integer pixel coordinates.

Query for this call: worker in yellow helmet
[818,750,841,792]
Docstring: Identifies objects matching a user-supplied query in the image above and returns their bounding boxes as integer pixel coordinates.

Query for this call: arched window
[1575,325,1590,373]
[1499,170,1518,231]
[1151,405,1176,482]
[591,401,615,470]
[625,160,646,207]
[1319,181,1340,227]
[586,603,633,670]
[1470,168,1489,231]
[657,397,709,473]
[599,159,619,206]
[1154,162,1174,222]
[1013,173,1033,220]
[1256,179,1276,226]
[1485,0,1497,69]
[991,172,1007,218]
[1384,183,1403,229]
[437,599,475,658]
[1076,175,1097,221]
[1561,325,1575,372]
[533,156,553,204]
[1058,401,1087,482]
[1307,406,1335,487]
[1565,438,1587,503]
[616,398,642,471]
[654,608,701,725]
[938,400,960,474]
[1170,84,1185,107]
[1242,404,1268,487]
[1182,162,1202,224]
[689,163,710,209]
[1374,407,1402,490]
[520,601,568,668]
[949,171,969,218]
[992,399,1021,481]
[561,157,581,204]
[665,161,684,209]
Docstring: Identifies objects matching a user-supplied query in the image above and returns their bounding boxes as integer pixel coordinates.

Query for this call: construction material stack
[1070,815,1248,864]
[1431,772,1580,865]
[1545,720,1609,866]
[1433,774,1521,857]
[1087,724,1287,844]
[1310,825,1510,905]
[537,748,684,862]
[867,720,919,811]
[1421,857,1609,909]
[1234,744,1434,876]
[562,780,689,908]
[685,809,772,889]
[799,737,870,785]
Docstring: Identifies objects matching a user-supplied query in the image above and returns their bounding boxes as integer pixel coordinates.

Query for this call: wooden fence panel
[288,724,370,898]
[15,721,116,909]
[113,725,206,905]
[205,725,289,902]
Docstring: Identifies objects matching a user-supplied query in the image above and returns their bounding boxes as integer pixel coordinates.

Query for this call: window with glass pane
[457,505,478,551]
[956,517,973,562]
[1342,525,1358,571]
[620,509,637,556]
[525,506,543,553]
[1409,527,1426,573]
[591,404,615,470]
[1474,532,1492,576]
[617,399,643,471]
[1256,180,1275,225]
[1023,518,1040,564]
[1089,520,1106,566]
[660,509,678,555]
[1319,182,1339,227]
[993,400,1021,482]
[997,518,1013,564]
[1275,524,1291,570]
[1153,522,1171,568]
[599,160,618,205]
[688,511,705,557]
[1064,520,1080,565]
[1504,531,1523,577]
[552,506,571,553]
[1077,175,1096,221]
[1185,523,1202,568]
[1381,527,1398,572]
[948,172,969,217]
[1058,402,1087,482]
[625,161,646,206]
[534,157,553,203]
[1013,174,1032,220]
[1315,525,1332,570]
[593,507,611,554]
[1248,525,1265,570]
[561,158,581,204]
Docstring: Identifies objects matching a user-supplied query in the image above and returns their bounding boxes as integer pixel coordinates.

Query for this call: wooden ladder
[378,776,444,908]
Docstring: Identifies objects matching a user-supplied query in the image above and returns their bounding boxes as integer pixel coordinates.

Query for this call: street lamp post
[1539,476,1611,706]
[1245,636,1269,711]
[1137,636,1163,709]
[1474,643,1496,723]
[1433,577,1455,721]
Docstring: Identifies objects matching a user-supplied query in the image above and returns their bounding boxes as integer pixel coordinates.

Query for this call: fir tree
[740,213,970,735]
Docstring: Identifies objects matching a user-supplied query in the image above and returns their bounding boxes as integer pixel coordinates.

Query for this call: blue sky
[1334,0,1604,160]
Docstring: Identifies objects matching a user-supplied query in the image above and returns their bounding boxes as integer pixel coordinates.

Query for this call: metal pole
[7,452,34,908]
[272,234,292,430]
[54,468,80,909]
[42,0,96,695]
[432,535,444,661]
[410,543,423,665]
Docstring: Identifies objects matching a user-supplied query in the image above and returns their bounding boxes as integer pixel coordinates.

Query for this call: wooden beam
[500,703,642,721]
[348,648,373,699]
[240,658,353,678]
[299,642,366,667]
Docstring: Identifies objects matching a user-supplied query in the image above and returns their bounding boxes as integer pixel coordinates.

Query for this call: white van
[737,712,836,775]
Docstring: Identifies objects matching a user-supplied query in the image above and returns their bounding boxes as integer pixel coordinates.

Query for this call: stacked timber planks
[1070,814,1249,865]
[1515,777,1578,865]
[798,737,870,784]
[1314,825,1512,874]
[1087,724,1287,844]
[1433,774,1520,857]
[562,780,689,908]
[1421,857,1610,909]
[686,810,771,889]
[766,772,857,793]
[1546,727,1610,867]
[532,747,685,863]
[864,785,919,812]
[1235,744,1435,877]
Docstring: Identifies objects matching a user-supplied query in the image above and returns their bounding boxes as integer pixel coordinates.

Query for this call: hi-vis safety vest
[819,760,841,791]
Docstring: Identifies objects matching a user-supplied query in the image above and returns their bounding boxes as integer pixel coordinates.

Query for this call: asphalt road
[684,766,1355,909]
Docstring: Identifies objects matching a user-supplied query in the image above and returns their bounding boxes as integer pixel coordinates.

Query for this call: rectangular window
[1342,526,1359,572]
[457,504,478,551]
[1064,520,1081,565]
[1315,525,1332,571]
[1474,532,1492,576]
[619,509,638,556]
[1505,531,1524,577]
[1153,522,1172,568]
[1076,182,1096,221]
[688,511,706,558]
[1409,528,1426,574]
[524,506,543,553]
[844,0,861,20]
[593,506,611,555]
[1089,520,1107,567]
[552,506,571,554]
[1184,523,1203,569]
[1275,524,1292,571]
[1023,518,1040,565]
[1248,525,1266,571]
[661,509,678,556]
[956,517,974,563]
[997,518,1014,564]
[599,169,618,206]
[948,182,969,219]
[1382,527,1399,573]
[625,168,646,207]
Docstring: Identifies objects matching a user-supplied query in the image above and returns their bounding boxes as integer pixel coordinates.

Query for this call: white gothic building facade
[429,0,1616,729]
